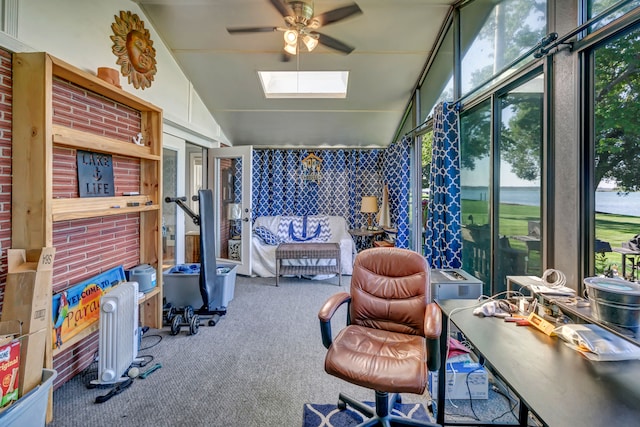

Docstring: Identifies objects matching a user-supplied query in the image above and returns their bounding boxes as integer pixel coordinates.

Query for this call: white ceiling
[135,0,454,148]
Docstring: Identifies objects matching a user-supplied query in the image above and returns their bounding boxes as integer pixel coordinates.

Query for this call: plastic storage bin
[163,263,236,310]
[127,264,157,293]
[0,369,56,427]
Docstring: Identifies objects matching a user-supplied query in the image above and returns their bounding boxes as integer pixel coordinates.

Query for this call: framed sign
[77,150,115,197]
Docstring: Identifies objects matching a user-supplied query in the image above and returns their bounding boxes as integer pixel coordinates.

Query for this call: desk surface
[437,299,640,427]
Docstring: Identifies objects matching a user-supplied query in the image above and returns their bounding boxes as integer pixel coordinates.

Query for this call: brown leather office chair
[318,247,442,427]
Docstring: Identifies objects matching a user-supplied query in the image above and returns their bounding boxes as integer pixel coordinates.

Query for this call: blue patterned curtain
[425,102,462,268]
[382,136,411,248]
[252,149,385,227]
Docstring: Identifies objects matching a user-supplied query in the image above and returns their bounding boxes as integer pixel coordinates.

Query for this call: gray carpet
[49,275,517,427]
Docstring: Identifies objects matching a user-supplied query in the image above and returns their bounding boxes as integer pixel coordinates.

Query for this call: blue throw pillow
[254,226,281,245]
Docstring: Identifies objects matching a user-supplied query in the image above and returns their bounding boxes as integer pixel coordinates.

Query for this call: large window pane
[496,77,543,294]
[419,25,454,121]
[589,0,640,30]
[592,26,640,279]
[460,0,546,96]
[460,100,492,295]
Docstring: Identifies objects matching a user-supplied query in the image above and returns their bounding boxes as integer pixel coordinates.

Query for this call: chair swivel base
[337,391,440,427]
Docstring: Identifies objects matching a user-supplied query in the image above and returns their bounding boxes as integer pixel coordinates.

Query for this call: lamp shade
[360,196,378,213]
[227,203,242,220]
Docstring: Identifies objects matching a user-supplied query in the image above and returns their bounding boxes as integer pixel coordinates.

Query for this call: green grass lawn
[459,199,640,276]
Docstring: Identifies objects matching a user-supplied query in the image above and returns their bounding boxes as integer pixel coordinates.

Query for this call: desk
[436,299,640,426]
[348,228,383,251]
[612,247,640,281]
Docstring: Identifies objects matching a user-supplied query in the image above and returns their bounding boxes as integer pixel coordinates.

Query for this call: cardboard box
[2,248,55,334]
[17,328,47,397]
[428,357,488,400]
[0,337,20,409]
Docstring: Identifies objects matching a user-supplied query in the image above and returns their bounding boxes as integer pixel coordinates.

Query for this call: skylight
[258,71,349,98]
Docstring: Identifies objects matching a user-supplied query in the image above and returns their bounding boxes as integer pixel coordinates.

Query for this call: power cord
[139,333,163,351]
[490,384,519,422]
[541,269,567,288]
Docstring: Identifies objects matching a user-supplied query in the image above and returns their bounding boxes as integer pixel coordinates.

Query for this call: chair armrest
[318,292,351,349]
[424,302,442,372]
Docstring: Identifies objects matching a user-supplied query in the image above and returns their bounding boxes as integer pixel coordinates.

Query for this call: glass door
[208,146,253,276]
[162,147,178,269]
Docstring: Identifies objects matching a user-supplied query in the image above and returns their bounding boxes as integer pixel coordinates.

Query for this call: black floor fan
[165,189,227,330]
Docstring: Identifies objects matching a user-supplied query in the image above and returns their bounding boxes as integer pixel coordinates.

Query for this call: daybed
[251,215,355,278]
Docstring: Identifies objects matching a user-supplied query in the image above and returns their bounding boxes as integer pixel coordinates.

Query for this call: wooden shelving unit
[11,53,164,363]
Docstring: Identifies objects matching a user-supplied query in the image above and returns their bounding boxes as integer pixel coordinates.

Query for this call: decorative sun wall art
[110,10,157,90]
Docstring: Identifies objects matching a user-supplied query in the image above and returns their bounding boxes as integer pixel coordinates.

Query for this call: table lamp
[360,196,378,229]
[227,202,242,239]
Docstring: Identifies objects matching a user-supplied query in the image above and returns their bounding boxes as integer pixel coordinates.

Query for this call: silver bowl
[584,277,640,333]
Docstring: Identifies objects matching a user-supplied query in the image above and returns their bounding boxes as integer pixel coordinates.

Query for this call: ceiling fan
[226,0,362,59]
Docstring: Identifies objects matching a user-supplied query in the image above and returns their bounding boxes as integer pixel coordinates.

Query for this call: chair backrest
[350,247,430,336]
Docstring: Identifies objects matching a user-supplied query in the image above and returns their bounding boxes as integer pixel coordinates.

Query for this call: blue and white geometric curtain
[382,136,411,248]
[252,149,385,228]
[424,101,462,268]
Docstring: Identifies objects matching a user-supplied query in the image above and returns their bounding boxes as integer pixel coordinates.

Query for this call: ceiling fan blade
[269,0,293,17]
[315,32,355,54]
[227,26,279,34]
[315,3,362,27]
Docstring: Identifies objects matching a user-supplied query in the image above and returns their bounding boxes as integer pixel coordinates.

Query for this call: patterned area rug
[302,402,433,427]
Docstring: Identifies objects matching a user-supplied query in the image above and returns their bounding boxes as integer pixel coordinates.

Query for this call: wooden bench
[275,243,341,286]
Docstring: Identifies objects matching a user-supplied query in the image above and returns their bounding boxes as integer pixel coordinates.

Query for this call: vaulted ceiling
[135,0,455,148]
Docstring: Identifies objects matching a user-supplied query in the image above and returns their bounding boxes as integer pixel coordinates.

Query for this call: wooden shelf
[12,52,164,403]
[52,196,159,221]
[52,125,160,160]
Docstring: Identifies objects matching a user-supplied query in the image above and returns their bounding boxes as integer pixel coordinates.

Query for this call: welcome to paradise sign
[51,266,126,349]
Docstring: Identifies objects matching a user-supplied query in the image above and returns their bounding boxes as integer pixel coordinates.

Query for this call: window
[495,77,543,292]
[419,24,454,121]
[460,0,546,96]
[460,100,492,295]
[590,25,640,278]
[588,0,640,30]
[459,73,543,295]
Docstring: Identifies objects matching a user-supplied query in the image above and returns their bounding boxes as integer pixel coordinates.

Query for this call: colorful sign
[51,266,126,349]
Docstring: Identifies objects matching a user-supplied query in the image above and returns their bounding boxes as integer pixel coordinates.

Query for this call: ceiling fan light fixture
[302,35,318,52]
[284,29,298,44]
[284,42,298,55]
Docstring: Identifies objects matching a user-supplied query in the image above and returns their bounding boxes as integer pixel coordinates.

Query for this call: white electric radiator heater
[92,281,140,385]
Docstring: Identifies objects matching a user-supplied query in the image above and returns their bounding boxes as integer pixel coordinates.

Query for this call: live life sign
[77,150,115,197]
